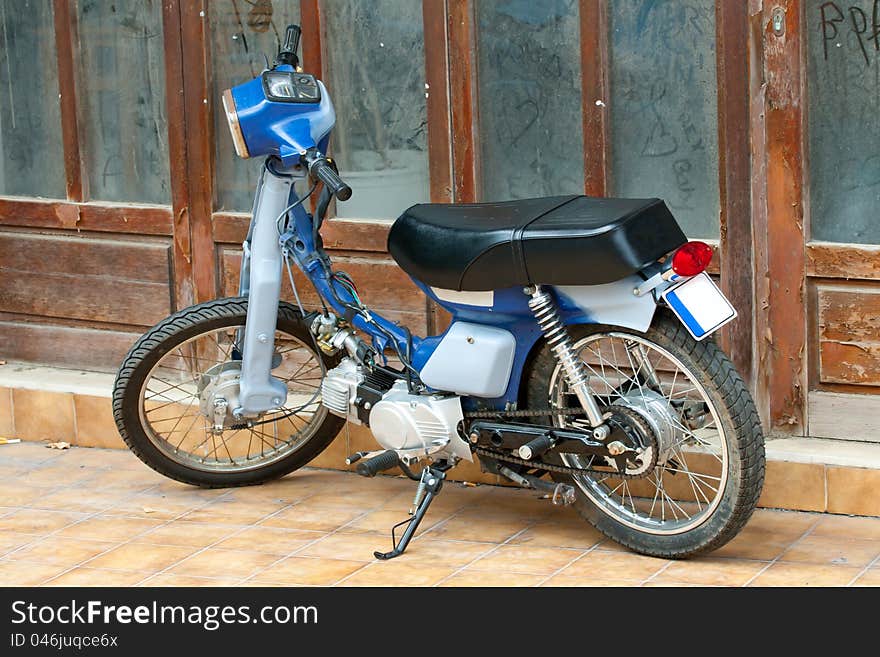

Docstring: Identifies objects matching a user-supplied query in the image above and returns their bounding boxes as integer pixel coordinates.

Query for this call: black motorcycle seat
[387,195,687,292]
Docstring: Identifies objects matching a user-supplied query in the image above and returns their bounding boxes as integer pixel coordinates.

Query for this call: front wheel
[524,311,765,558]
[113,297,345,487]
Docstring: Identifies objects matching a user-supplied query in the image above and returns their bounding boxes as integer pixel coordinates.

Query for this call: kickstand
[374,465,447,560]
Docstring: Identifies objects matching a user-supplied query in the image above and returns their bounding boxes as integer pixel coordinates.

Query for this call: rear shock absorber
[527,286,610,439]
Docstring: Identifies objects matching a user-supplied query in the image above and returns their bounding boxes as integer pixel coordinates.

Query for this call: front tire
[113,297,345,488]
[524,310,765,558]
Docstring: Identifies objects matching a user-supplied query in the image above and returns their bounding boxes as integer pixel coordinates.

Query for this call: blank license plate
[661,272,737,341]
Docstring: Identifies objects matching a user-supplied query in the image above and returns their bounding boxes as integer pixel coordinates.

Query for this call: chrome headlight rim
[222,88,250,159]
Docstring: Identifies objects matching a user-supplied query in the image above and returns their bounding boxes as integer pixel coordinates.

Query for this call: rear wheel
[524,311,765,558]
[113,297,345,487]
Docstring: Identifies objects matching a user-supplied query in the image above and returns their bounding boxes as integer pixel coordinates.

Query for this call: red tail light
[671,241,714,277]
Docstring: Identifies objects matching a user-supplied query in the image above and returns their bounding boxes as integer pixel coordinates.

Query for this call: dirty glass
[476,0,584,201]
[609,1,720,239]
[76,0,169,204]
[211,0,301,212]
[321,0,429,219]
[806,0,880,244]
[0,0,65,198]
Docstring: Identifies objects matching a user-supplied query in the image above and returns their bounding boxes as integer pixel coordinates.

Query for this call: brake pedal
[498,466,576,506]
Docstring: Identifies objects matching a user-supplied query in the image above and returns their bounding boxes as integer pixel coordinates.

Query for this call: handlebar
[304,153,352,202]
[276,24,301,68]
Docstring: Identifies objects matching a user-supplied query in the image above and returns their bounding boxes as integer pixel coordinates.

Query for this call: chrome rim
[549,332,729,535]
[137,324,327,473]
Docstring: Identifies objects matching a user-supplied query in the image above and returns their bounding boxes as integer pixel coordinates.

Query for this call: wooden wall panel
[0,321,140,371]
[809,391,880,443]
[0,232,172,327]
[219,248,427,336]
[807,243,880,281]
[817,285,880,386]
[0,199,173,236]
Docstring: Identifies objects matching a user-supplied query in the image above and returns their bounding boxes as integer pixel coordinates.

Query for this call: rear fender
[555,274,657,333]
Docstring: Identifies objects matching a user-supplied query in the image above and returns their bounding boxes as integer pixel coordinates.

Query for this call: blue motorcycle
[114,26,764,559]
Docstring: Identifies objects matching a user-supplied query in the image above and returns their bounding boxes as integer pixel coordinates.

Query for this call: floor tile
[0,532,40,557]
[213,526,325,555]
[851,567,880,586]
[138,573,241,587]
[509,521,604,550]
[12,388,75,443]
[541,575,642,587]
[249,556,366,586]
[441,570,546,587]
[341,508,451,537]
[389,539,497,568]
[426,515,527,543]
[73,395,126,449]
[339,562,454,587]
[11,537,117,568]
[810,515,880,541]
[133,522,241,548]
[57,516,164,542]
[168,548,278,580]
[259,505,365,532]
[652,558,770,586]
[749,562,862,587]
[0,560,69,586]
[778,535,880,568]
[299,533,387,562]
[45,567,149,587]
[180,499,288,525]
[87,543,196,572]
[0,509,87,536]
[561,550,669,581]
[469,545,583,576]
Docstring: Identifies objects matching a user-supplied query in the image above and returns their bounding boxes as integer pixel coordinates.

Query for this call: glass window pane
[211,1,300,212]
[76,0,169,204]
[609,1,719,239]
[321,0,429,219]
[806,1,880,244]
[0,0,65,198]
[476,0,584,201]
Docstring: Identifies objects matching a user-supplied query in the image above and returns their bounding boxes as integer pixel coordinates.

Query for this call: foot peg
[374,464,448,560]
[498,466,576,506]
[355,450,399,478]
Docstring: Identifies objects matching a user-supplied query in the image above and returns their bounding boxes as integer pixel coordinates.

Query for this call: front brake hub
[198,362,244,432]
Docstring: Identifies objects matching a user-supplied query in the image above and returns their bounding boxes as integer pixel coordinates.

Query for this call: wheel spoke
[554,331,729,534]
[138,322,330,474]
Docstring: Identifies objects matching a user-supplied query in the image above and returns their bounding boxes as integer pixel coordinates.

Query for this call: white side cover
[419,322,516,398]
[555,275,657,333]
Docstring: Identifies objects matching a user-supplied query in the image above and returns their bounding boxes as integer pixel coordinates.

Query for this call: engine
[320,358,469,461]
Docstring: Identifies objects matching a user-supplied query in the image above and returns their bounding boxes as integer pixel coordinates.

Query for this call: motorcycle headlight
[263,71,297,100]
[222,89,250,159]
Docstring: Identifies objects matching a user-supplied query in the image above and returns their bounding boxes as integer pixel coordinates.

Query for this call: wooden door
[755,0,880,440]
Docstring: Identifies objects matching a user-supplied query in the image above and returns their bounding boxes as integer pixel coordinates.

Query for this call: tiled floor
[0,442,878,587]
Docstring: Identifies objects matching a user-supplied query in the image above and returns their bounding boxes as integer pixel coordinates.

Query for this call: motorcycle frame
[235,159,662,417]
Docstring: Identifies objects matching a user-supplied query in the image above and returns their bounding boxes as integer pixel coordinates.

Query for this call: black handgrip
[276,24,301,67]
[310,158,352,201]
[283,25,301,54]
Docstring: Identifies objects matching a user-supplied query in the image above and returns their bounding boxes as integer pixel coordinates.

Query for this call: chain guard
[467,406,658,480]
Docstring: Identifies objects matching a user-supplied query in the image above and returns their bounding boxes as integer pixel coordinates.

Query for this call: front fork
[236,167,296,416]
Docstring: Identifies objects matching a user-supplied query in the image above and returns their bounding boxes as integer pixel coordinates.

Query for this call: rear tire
[524,310,765,558]
[113,297,345,488]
